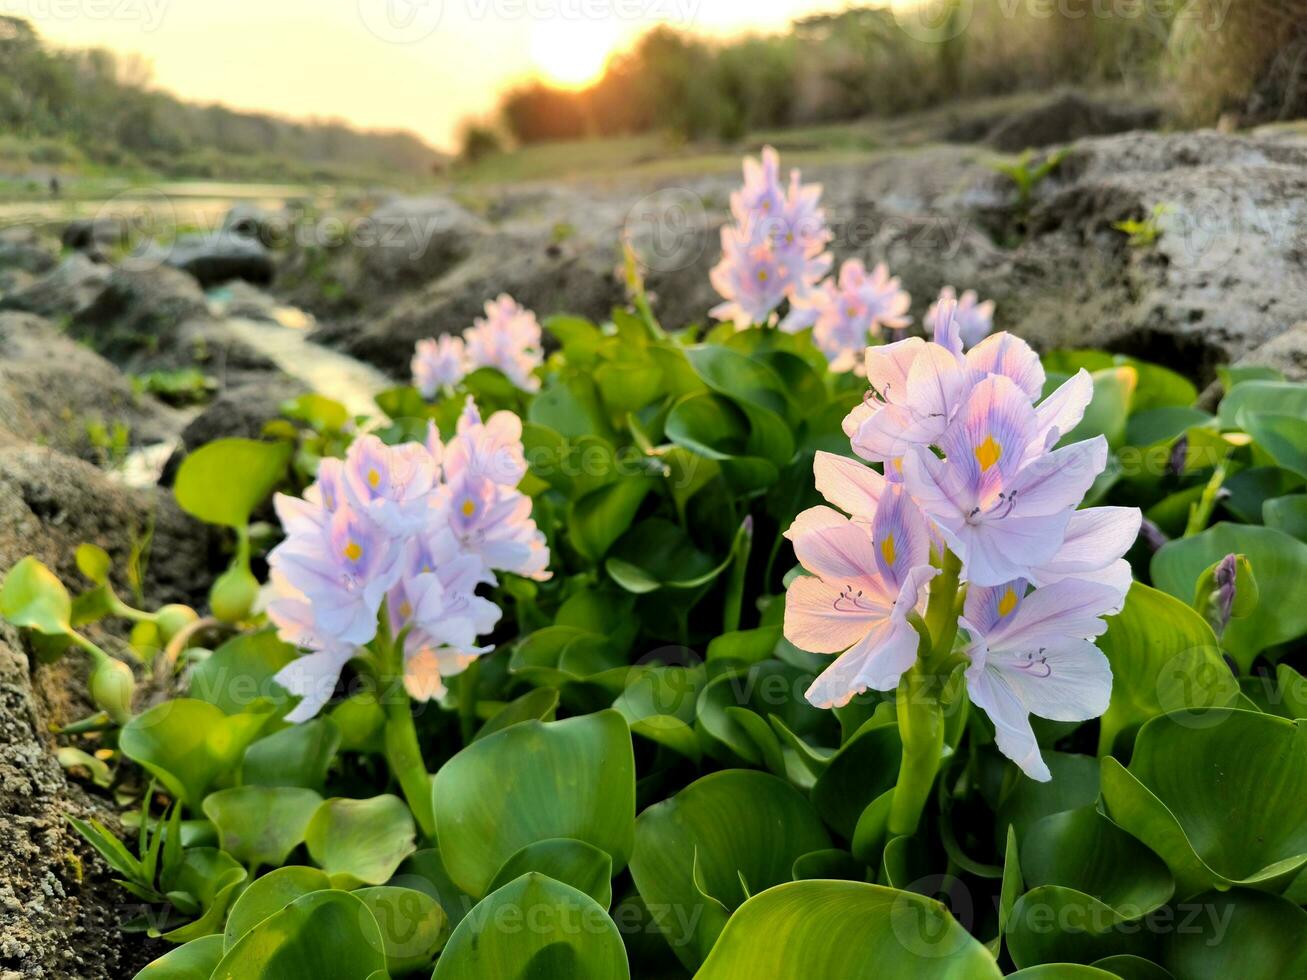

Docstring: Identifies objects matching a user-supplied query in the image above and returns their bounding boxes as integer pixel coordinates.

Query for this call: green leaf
[161,847,248,942]
[568,477,655,562]
[684,344,791,419]
[1007,968,1123,979]
[629,769,830,969]
[0,556,72,635]
[433,872,629,980]
[303,796,416,890]
[202,786,322,871]
[68,815,143,882]
[242,718,341,792]
[1094,584,1238,754]
[1264,494,1307,542]
[132,935,226,979]
[1091,955,1175,980]
[223,865,332,949]
[187,629,298,717]
[605,518,733,593]
[354,886,448,975]
[695,880,1002,978]
[1059,366,1135,449]
[487,838,613,910]
[433,711,635,899]
[120,699,272,811]
[1218,380,1307,429]
[174,438,291,529]
[474,688,560,742]
[212,890,387,979]
[75,543,112,585]
[1100,709,1307,898]
[1152,524,1307,670]
[1158,889,1307,979]
[1237,410,1307,478]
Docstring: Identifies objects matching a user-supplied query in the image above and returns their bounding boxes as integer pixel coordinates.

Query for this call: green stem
[457,659,481,746]
[375,616,436,841]
[1185,457,1229,537]
[889,663,945,837]
[888,549,963,837]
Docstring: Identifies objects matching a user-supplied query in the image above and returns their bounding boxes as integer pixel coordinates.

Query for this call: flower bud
[209,564,260,623]
[155,604,199,644]
[88,652,135,725]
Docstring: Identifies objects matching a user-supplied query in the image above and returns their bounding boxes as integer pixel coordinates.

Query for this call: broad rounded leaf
[202,786,322,870]
[354,886,448,975]
[120,699,272,811]
[305,795,417,889]
[628,769,830,969]
[487,837,613,910]
[223,866,332,949]
[212,889,386,979]
[174,437,291,529]
[433,872,629,980]
[1101,709,1307,898]
[433,711,635,898]
[1158,889,1307,980]
[132,935,225,979]
[695,880,1002,979]
[0,556,72,636]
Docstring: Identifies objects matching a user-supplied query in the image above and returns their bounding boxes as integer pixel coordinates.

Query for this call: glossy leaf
[174,437,291,529]
[433,711,635,898]
[434,872,629,980]
[222,866,331,949]
[304,795,417,889]
[202,786,321,870]
[0,556,72,635]
[212,889,386,979]
[486,837,613,910]
[132,935,226,979]
[354,885,448,974]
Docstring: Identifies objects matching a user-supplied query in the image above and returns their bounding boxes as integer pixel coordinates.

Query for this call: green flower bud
[209,564,260,624]
[88,653,135,725]
[129,619,162,660]
[155,603,199,644]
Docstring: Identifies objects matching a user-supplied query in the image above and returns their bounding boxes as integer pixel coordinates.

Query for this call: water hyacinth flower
[710,145,831,329]
[784,485,938,707]
[925,286,994,353]
[782,259,912,372]
[784,302,1141,789]
[412,334,468,397]
[960,578,1119,781]
[266,395,549,722]
[464,293,544,392]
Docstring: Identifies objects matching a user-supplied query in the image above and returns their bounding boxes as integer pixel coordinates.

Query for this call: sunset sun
[528,19,620,88]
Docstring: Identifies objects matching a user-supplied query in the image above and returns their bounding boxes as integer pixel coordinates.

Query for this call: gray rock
[1233,320,1307,381]
[0,312,184,459]
[0,253,111,320]
[223,204,289,248]
[153,230,275,289]
[984,91,1161,153]
[0,228,56,275]
[69,266,278,376]
[61,217,127,253]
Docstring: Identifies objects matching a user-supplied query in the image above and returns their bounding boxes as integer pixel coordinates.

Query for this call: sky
[19,0,881,151]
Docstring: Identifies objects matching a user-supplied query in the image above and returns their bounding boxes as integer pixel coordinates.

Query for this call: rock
[984,91,1161,152]
[0,312,184,459]
[973,131,1307,380]
[69,266,278,375]
[0,445,219,978]
[0,228,56,275]
[223,204,288,249]
[0,253,111,320]
[316,230,622,378]
[61,217,127,254]
[152,230,275,289]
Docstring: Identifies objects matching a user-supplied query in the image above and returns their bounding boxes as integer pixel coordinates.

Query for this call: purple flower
[711,146,831,329]
[464,294,543,392]
[412,335,468,397]
[901,374,1109,586]
[784,484,938,707]
[925,287,994,353]
[440,397,528,489]
[342,435,438,534]
[782,260,912,372]
[960,577,1119,780]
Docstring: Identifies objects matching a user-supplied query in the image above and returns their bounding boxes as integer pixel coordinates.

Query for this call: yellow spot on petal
[398,600,413,620]
[461,499,476,517]
[998,589,1018,618]
[343,541,363,562]
[880,532,896,568]
[891,457,904,474]
[757,269,769,283]
[367,468,380,488]
[974,434,1002,472]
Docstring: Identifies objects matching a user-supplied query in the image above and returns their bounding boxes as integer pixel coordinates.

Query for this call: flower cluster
[924,286,994,352]
[411,293,544,396]
[784,305,1140,780]
[710,146,832,330]
[267,398,550,721]
[782,259,911,372]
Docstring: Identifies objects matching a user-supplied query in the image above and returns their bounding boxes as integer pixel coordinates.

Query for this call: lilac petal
[987,577,1122,649]
[955,510,1073,588]
[1033,506,1142,578]
[813,451,886,518]
[785,505,848,541]
[792,517,881,583]
[965,332,1046,402]
[864,336,925,405]
[1009,436,1109,516]
[962,579,1029,637]
[987,637,1113,724]
[871,485,931,591]
[803,610,918,707]
[940,374,1039,494]
[784,574,889,654]
[1030,369,1094,455]
[965,663,1051,781]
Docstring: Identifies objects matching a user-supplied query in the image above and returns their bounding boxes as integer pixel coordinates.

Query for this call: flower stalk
[375,609,437,840]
